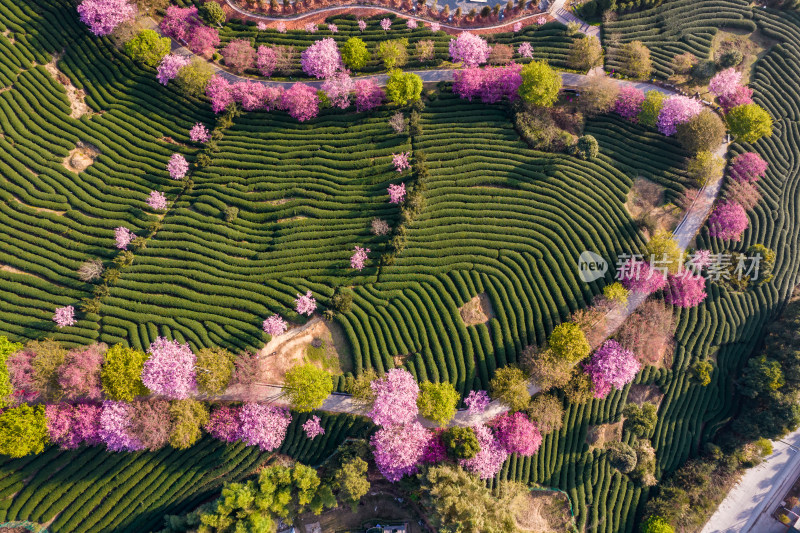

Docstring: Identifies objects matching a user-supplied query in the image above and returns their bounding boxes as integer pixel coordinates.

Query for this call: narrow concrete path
[547,0,599,37]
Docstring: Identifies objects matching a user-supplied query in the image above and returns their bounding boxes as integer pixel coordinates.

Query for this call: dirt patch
[63,142,100,173]
[256,317,352,384]
[0,527,34,533]
[10,195,66,215]
[276,215,307,223]
[459,292,495,326]
[44,52,92,118]
[711,27,778,86]
[586,421,623,449]
[628,384,664,408]
[512,490,573,532]
[268,198,290,205]
[626,177,681,236]
[159,136,188,147]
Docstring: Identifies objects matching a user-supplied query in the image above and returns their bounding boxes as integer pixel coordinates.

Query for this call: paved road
[702,426,800,532]
[547,0,599,37]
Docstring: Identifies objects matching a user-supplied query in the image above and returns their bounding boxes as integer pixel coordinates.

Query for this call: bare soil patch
[586,421,623,449]
[628,384,665,408]
[63,142,101,173]
[512,490,573,532]
[44,52,92,118]
[10,195,65,215]
[276,215,307,223]
[256,317,352,384]
[626,177,681,236]
[296,491,422,533]
[459,292,495,326]
[159,136,188,147]
[267,198,290,205]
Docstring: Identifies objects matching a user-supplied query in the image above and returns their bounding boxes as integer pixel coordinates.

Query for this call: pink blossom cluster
[160,5,200,41]
[350,245,370,271]
[322,70,354,109]
[354,78,385,112]
[99,400,144,452]
[657,95,703,136]
[206,76,235,113]
[707,201,748,241]
[536,16,547,24]
[58,344,105,400]
[371,421,430,481]
[188,26,220,58]
[262,314,288,336]
[718,85,753,113]
[407,19,418,29]
[77,0,135,36]
[513,22,522,32]
[328,23,338,33]
[708,68,742,98]
[730,152,768,183]
[147,191,168,211]
[518,42,534,58]
[257,21,268,31]
[614,85,645,121]
[167,153,189,180]
[368,368,419,427]
[238,403,291,450]
[302,415,325,439]
[115,226,134,250]
[232,82,283,111]
[141,337,197,399]
[46,403,102,449]
[7,349,37,402]
[380,18,392,31]
[582,340,640,399]
[618,258,668,294]
[491,412,542,456]
[460,424,508,479]
[295,290,317,315]
[256,45,277,77]
[453,63,522,104]
[156,54,190,85]
[464,389,490,414]
[664,273,707,308]
[420,429,447,463]
[392,152,411,172]
[53,306,76,328]
[189,123,211,143]
[388,183,406,204]
[204,405,241,442]
[449,32,491,67]
[305,23,317,33]
[429,22,441,32]
[689,249,713,270]
[277,22,287,33]
[280,83,319,122]
[358,19,367,31]
[301,38,342,79]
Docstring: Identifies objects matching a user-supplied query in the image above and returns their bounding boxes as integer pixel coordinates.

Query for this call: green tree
[568,35,603,71]
[518,60,562,107]
[619,40,652,79]
[0,336,22,407]
[691,359,713,386]
[603,282,630,305]
[441,426,481,459]
[571,134,600,159]
[638,90,666,127]
[169,399,210,449]
[176,57,215,97]
[283,363,333,412]
[726,103,773,144]
[30,339,67,401]
[341,37,370,71]
[195,347,235,395]
[623,402,658,438]
[489,365,530,412]
[345,369,378,406]
[578,75,619,116]
[101,344,149,401]
[687,150,724,186]
[740,354,784,398]
[526,393,564,433]
[199,481,275,533]
[378,38,409,69]
[641,515,675,533]
[548,322,590,362]
[0,404,48,458]
[647,229,683,274]
[606,441,637,473]
[333,457,370,511]
[676,109,725,153]
[200,1,226,26]
[385,69,423,105]
[417,381,459,425]
[256,464,336,522]
[124,29,171,67]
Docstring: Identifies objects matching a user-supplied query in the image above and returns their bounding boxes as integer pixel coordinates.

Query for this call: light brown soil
[159,136,188,147]
[586,421,623,449]
[10,195,66,215]
[44,52,92,118]
[256,317,352,384]
[459,292,495,326]
[63,142,101,173]
[512,490,573,532]
[276,215,307,223]
[628,384,665,408]
[626,177,681,236]
[268,198,290,205]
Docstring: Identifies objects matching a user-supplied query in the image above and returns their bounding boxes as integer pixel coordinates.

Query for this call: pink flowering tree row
[453,63,522,104]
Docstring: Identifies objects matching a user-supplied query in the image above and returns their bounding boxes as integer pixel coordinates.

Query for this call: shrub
[726,104,773,144]
[518,60,561,107]
[607,441,637,473]
[489,366,530,412]
[717,49,743,68]
[417,381,459,426]
[692,359,713,386]
[78,259,105,282]
[619,41,652,79]
[671,53,696,75]
[568,35,603,71]
[571,135,600,160]
[691,60,716,82]
[641,516,675,533]
[623,402,657,438]
[676,109,725,153]
[124,29,170,67]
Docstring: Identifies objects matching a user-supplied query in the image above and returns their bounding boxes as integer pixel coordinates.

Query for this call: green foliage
[0,404,48,458]
[692,359,713,386]
[641,515,675,533]
[717,49,743,68]
[726,103,773,143]
[623,402,658,438]
[101,344,149,401]
[176,57,215,97]
[199,481,276,533]
[687,150,724,186]
[330,290,353,314]
[385,69,423,105]
[169,399,210,450]
[526,393,564,433]
[603,282,630,305]
[417,381,459,426]
[29,339,66,401]
[124,29,171,67]
[518,60,562,107]
[283,364,333,412]
[489,366,531,412]
[637,91,666,127]
[606,441,637,473]
[224,206,238,223]
[195,347,235,395]
[341,37,370,70]
[647,229,683,274]
[0,336,22,408]
[377,38,409,69]
[568,35,603,71]
[333,457,370,511]
[676,109,725,153]
[739,354,784,398]
[200,1,225,26]
[442,426,481,460]
[547,322,590,362]
[256,464,336,522]
[571,135,600,160]
[618,41,652,79]
[345,369,378,406]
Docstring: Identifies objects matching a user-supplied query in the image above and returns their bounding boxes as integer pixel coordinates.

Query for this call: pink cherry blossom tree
[460,424,508,479]
[53,306,76,328]
[449,32,491,67]
[322,70,354,109]
[237,403,291,450]
[189,123,211,143]
[257,21,267,31]
[491,412,542,456]
[452,64,522,104]
[77,0,135,36]
[99,400,144,451]
[368,368,419,427]
[388,183,406,204]
[147,191,168,211]
[350,246,370,271]
[536,16,547,25]
[7,349,37,403]
[301,38,342,79]
[58,344,105,400]
[206,75,234,114]
[302,415,325,439]
[430,22,441,32]
[465,389,490,414]
[392,152,410,172]
[256,45,277,77]
[295,290,317,315]
[280,83,319,122]
[205,405,241,442]
[46,403,102,449]
[160,5,200,41]
[328,23,338,33]
[664,273,707,308]
[222,39,256,74]
[618,258,668,294]
[707,201,748,241]
[141,337,197,399]
[262,314,288,336]
[167,153,189,179]
[518,42,534,59]
[407,19,418,29]
[188,26,220,58]
[719,85,753,112]
[513,22,522,32]
[305,23,317,33]
[354,78,385,112]
[708,68,742,98]
[277,21,287,33]
[420,429,447,463]
[614,85,645,121]
[358,19,367,31]
[156,54,189,85]
[380,18,392,32]
[582,340,640,398]
[657,95,703,136]
[729,152,768,183]
[370,421,430,481]
[115,226,134,250]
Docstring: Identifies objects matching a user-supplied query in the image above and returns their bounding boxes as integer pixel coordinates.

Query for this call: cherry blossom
[322,70,354,109]
[277,21,287,33]
[46,403,102,449]
[77,0,135,36]
[295,290,317,315]
[657,95,703,136]
[614,85,645,121]
[206,75,234,114]
[115,226,134,250]
[187,26,220,58]
[205,405,241,442]
[301,38,342,79]
[281,83,319,122]
[262,314,288,336]
[156,54,189,85]
[407,19,418,29]
[160,5,200,41]
[420,429,447,463]
[350,246,370,271]
[429,22,441,32]
[368,368,419,427]
[730,152,768,183]
[708,68,742,98]
[392,152,410,172]
[719,85,753,112]
[453,64,522,104]
[147,191,168,211]
[256,45,277,77]
[388,183,406,204]
[449,32,491,67]
[53,306,76,328]
[380,18,392,31]
[58,345,104,400]
[354,78,385,112]
[328,23,338,33]
[371,422,430,481]
[460,424,508,479]
[237,403,291,450]
[582,340,640,398]
[689,249,713,270]
[536,15,547,24]
[518,42,533,58]
[189,123,210,143]
[465,389,490,414]
[141,337,197,399]
[358,19,367,31]
[664,273,707,308]
[513,22,522,32]
[618,258,668,294]
[707,201,748,241]
[99,400,144,452]
[257,21,268,31]
[305,22,317,33]
[167,153,189,180]
[491,412,542,456]
[302,415,325,439]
